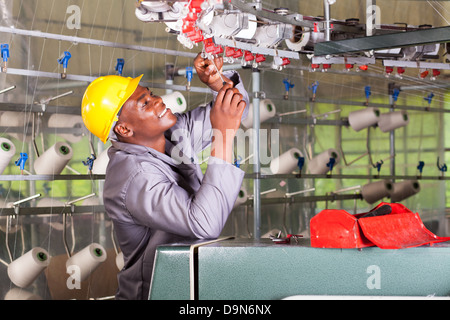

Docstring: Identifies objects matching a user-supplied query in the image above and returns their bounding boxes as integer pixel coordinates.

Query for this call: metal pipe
[252,69,261,239]
[0,26,197,58]
[39,90,74,105]
[65,193,96,206]
[177,64,242,76]
[286,187,315,198]
[5,216,13,263]
[389,92,396,182]
[5,67,211,93]
[62,213,71,257]
[324,0,331,42]
[12,193,41,207]
[0,85,16,94]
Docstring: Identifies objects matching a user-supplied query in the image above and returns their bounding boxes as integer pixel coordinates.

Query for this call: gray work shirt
[103,71,249,300]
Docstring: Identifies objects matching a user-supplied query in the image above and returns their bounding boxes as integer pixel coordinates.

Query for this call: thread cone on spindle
[7,247,51,288]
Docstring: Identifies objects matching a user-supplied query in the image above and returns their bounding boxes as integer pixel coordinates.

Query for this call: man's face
[116,85,177,142]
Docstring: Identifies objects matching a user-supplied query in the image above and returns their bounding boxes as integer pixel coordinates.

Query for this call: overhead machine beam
[314,26,450,56]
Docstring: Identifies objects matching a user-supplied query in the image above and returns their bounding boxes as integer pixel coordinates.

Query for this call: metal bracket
[253,91,266,99]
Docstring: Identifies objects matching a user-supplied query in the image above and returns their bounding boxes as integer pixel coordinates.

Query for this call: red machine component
[255,54,266,63]
[311,63,320,70]
[397,67,405,75]
[181,0,206,43]
[322,63,331,71]
[213,45,223,55]
[225,46,236,57]
[244,50,255,62]
[282,57,290,66]
[204,38,215,52]
[345,64,354,71]
[270,233,304,244]
[419,69,429,78]
[232,49,243,58]
[313,22,319,33]
[385,66,394,75]
[204,38,223,55]
[358,64,368,71]
[187,29,204,43]
[310,202,450,249]
[432,69,441,78]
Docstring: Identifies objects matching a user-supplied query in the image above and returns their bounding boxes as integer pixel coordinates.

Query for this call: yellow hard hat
[81,74,144,143]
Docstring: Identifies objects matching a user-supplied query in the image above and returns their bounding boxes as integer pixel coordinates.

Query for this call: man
[81,53,249,300]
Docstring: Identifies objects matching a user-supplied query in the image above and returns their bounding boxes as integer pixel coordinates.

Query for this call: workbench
[148,238,450,300]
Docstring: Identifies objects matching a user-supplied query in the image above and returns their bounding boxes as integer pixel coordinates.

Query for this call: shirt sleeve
[173,70,250,154]
[124,156,245,239]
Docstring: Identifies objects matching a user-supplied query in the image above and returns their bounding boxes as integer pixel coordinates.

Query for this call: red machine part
[255,54,266,63]
[432,69,441,78]
[244,50,255,62]
[419,69,429,78]
[310,209,373,249]
[358,65,368,71]
[281,57,290,66]
[233,49,243,58]
[359,211,450,249]
[204,38,223,55]
[225,46,236,57]
[310,202,450,249]
[181,0,206,43]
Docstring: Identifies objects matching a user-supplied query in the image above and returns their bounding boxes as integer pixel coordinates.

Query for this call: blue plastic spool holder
[15,153,28,174]
[82,154,97,172]
[57,51,72,79]
[283,79,295,100]
[186,67,193,90]
[326,157,336,174]
[1,44,9,72]
[115,58,125,76]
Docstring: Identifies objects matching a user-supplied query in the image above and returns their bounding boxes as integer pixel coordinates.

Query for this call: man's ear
[114,122,133,138]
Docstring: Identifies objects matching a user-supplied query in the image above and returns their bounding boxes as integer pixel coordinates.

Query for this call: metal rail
[0,26,197,58]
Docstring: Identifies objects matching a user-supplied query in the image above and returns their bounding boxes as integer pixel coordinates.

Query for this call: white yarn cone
[348,107,380,132]
[270,148,303,174]
[308,148,340,174]
[161,91,187,114]
[377,111,409,132]
[233,187,248,208]
[7,247,51,288]
[241,99,276,128]
[0,137,15,174]
[390,180,420,202]
[0,111,32,142]
[66,243,107,282]
[47,114,86,143]
[34,142,73,175]
[361,180,393,204]
[91,147,110,174]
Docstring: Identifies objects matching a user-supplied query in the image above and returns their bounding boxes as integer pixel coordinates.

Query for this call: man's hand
[210,83,247,163]
[194,53,232,92]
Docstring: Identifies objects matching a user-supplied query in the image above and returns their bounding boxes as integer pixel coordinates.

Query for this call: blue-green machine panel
[149,239,450,300]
